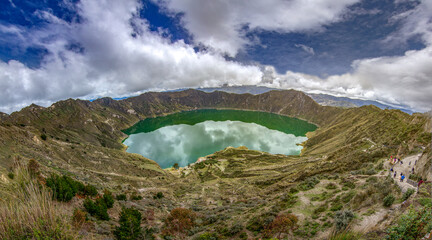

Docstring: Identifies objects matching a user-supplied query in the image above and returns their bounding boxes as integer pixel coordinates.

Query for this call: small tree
[264,213,298,239]
[163,208,196,239]
[114,207,142,240]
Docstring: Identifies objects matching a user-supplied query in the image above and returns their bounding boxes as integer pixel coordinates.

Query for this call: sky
[0,0,431,113]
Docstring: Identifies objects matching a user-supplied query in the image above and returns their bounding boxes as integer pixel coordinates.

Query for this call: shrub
[116,194,127,201]
[289,187,299,194]
[103,190,115,208]
[341,191,356,203]
[330,203,343,212]
[72,208,87,228]
[83,184,98,196]
[195,232,219,240]
[83,198,109,220]
[224,223,243,236]
[386,206,432,240]
[264,213,298,239]
[334,210,355,232]
[7,172,14,179]
[131,194,143,201]
[154,192,164,199]
[40,134,47,141]
[365,168,377,175]
[343,181,356,189]
[114,207,142,240]
[246,212,276,232]
[46,174,84,202]
[163,208,196,238]
[326,183,338,190]
[27,159,39,177]
[383,194,395,207]
[298,177,320,191]
[403,188,415,201]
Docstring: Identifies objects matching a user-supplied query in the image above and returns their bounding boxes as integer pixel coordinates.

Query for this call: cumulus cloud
[156,0,359,56]
[0,0,262,113]
[261,45,432,112]
[259,1,432,113]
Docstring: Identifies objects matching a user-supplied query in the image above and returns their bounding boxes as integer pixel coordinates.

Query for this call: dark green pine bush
[116,193,127,201]
[83,198,110,220]
[45,174,84,202]
[114,207,142,240]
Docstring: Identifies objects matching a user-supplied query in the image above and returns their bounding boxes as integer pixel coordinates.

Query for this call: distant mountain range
[190,85,415,114]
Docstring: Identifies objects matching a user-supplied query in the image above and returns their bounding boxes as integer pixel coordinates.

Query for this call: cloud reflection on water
[124,120,307,168]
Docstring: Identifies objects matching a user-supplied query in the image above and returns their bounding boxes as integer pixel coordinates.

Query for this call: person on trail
[390,167,393,172]
[409,161,411,166]
[412,167,415,174]
[393,172,397,178]
[400,174,405,182]
[418,178,424,190]
[400,160,403,165]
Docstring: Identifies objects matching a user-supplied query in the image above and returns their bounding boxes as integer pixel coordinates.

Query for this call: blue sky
[0,0,431,113]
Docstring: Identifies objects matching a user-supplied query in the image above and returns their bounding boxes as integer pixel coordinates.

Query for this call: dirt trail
[386,154,420,193]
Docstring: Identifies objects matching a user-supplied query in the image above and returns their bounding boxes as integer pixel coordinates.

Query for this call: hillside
[0,89,430,239]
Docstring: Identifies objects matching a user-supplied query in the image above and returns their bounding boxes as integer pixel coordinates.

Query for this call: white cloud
[261,45,432,112]
[258,1,432,113]
[156,0,359,56]
[295,44,315,55]
[0,0,262,113]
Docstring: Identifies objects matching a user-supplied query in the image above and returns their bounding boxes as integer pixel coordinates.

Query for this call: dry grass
[0,163,78,239]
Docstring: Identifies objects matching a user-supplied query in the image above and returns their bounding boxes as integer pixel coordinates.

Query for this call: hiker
[418,178,424,191]
[409,161,411,166]
[412,167,415,174]
[400,174,405,182]
[393,172,397,178]
[400,160,403,165]
[390,167,393,172]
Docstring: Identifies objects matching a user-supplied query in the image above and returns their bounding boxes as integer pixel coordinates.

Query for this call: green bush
[40,134,47,141]
[298,177,320,191]
[334,210,355,232]
[131,194,143,201]
[289,187,299,194]
[325,183,337,189]
[402,189,415,201]
[116,194,127,201]
[83,184,98,196]
[7,172,14,179]
[383,194,395,207]
[114,207,142,240]
[195,232,219,240]
[154,192,164,199]
[83,198,109,220]
[46,174,84,202]
[103,190,115,208]
[330,203,343,212]
[341,191,356,203]
[386,206,432,240]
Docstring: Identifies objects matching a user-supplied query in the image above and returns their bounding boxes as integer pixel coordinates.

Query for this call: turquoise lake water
[122,109,317,168]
